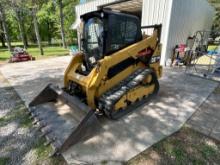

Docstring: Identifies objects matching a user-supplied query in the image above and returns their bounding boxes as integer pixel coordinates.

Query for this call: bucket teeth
[36,122,47,131]
[44,138,56,146]
[29,112,39,119]
[32,120,38,125]
[28,84,100,153]
[49,149,59,157]
[40,130,51,138]
[32,118,42,125]
[27,111,32,115]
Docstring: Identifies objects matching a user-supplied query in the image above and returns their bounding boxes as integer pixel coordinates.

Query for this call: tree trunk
[58,0,67,48]
[0,4,12,52]
[24,29,28,47]
[47,21,51,45]
[0,22,6,47]
[32,8,44,55]
[15,10,27,49]
[22,17,28,47]
[0,32,6,47]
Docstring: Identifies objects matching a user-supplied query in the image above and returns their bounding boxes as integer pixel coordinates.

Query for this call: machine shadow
[0,64,218,163]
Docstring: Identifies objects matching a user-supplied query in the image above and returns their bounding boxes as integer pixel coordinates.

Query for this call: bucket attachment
[29,84,100,154]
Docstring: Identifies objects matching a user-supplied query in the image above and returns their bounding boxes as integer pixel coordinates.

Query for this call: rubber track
[98,68,159,119]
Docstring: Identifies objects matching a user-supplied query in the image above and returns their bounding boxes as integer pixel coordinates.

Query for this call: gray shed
[73,0,215,65]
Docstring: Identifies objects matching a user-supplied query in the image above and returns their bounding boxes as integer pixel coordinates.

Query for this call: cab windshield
[83,17,103,67]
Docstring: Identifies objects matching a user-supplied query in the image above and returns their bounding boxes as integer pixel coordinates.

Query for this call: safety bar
[141,24,162,43]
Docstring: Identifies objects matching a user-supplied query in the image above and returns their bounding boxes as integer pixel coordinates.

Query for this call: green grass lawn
[0,45,69,61]
[128,126,220,165]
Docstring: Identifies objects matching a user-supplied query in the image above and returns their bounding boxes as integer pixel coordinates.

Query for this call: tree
[0,0,79,51]
[29,0,44,55]
[209,0,220,33]
[58,0,67,48]
[213,12,220,30]
[0,21,6,47]
[37,1,58,45]
[11,0,28,49]
[0,2,12,51]
[62,0,79,45]
[32,6,44,55]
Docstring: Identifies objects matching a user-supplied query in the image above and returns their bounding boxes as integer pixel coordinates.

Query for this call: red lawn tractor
[9,47,35,63]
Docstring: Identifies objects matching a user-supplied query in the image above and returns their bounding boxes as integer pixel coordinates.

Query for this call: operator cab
[80,10,142,71]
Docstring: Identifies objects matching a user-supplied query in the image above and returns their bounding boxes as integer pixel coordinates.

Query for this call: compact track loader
[29,9,163,155]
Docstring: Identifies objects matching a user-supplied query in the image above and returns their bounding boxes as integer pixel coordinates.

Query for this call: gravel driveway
[0,73,65,165]
[0,73,36,164]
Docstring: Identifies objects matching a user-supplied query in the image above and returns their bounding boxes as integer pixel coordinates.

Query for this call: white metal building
[73,0,215,65]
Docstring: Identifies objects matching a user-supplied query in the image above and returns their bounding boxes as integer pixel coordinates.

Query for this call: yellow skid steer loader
[29,9,163,155]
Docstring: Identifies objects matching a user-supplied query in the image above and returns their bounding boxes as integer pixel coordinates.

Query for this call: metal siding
[165,0,215,65]
[73,0,118,37]
[74,0,215,65]
[141,0,170,43]
[75,0,117,17]
[141,0,172,65]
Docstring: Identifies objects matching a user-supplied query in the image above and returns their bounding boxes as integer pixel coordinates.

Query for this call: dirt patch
[127,127,220,165]
[0,72,66,165]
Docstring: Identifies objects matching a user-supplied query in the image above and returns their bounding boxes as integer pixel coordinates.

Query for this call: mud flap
[29,84,100,155]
